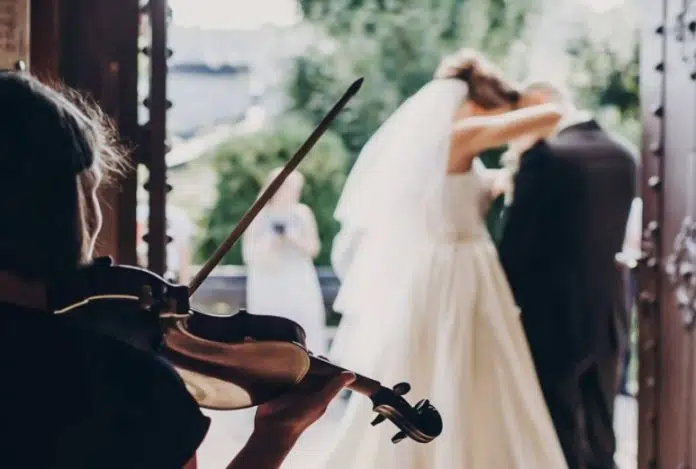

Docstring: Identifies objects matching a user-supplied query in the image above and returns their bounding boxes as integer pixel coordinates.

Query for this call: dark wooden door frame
[29,0,141,266]
[139,0,171,277]
[637,1,665,468]
[639,0,696,467]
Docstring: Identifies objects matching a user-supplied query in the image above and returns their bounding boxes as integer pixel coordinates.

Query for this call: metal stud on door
[138,0,174,277]
[638,2,666,467]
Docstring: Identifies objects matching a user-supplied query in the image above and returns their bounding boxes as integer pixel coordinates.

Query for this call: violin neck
[308,356,382,397]
[348,374,383,397]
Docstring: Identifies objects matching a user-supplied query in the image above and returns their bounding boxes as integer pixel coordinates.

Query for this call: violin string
[187,78,364,295]
[54,294,141,314]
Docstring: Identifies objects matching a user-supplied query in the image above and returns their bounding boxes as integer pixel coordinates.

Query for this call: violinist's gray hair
[0,71,128,281]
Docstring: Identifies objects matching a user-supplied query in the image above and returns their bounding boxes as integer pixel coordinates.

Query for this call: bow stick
[188,78,364,295]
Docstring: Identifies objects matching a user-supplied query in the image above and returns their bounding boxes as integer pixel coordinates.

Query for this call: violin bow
[188,78,364,295]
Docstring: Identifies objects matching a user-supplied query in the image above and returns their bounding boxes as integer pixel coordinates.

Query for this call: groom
[497,81,637,469]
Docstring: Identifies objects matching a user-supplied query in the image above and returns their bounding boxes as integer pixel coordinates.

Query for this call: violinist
[0,71,354,469]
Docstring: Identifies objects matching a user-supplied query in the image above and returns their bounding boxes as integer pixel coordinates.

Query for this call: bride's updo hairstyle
[434,48,520,109]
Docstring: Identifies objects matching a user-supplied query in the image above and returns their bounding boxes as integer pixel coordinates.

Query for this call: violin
[49,258,442,444]
[48,78,443,445]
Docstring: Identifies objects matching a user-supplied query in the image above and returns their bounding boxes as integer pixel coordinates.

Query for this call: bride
[323,49,569,469]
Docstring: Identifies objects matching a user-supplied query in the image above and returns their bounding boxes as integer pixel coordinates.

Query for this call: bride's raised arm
[450,102,562,169]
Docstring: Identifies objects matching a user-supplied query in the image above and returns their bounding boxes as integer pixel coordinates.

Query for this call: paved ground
[196,395,638,469]
[614,395,638,469]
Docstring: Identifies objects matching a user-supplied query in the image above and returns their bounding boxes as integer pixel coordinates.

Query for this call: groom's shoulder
[520,139,552,159]
[547,124,638,167]
[517,140,553,169]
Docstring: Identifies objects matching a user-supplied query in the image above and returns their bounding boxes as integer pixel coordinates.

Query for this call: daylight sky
[167,0,625,30]
[581,0,627,13]
[168,0,301,29]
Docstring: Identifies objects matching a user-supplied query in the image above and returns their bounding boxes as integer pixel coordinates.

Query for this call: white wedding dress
[323,169,567,469]
[322,78,568,469]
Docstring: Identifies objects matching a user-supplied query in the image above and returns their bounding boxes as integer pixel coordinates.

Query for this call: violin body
[49,258,443,444]
[163,309,312,409]
[166,310,442,443]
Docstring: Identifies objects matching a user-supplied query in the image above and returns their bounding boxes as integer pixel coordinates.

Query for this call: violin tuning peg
[371,415,387,426]
[392,382,411,396]
[391,431,407,444]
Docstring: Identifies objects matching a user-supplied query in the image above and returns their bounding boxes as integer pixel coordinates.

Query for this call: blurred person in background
[616,197,642,396]
[498,79,637,469]
[243,168,327,355]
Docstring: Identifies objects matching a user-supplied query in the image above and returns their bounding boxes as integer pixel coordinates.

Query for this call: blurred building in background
[138,22,316,143]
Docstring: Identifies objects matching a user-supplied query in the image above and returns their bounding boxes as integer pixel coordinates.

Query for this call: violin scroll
[371,389,442,444]
[307,356,442,443]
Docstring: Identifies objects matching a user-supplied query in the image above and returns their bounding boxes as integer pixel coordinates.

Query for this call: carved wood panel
[666,0,696,465]
[641,0,696,467]
[0,0,29,69]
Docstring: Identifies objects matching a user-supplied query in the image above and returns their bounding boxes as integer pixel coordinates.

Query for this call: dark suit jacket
[498,120,636,469]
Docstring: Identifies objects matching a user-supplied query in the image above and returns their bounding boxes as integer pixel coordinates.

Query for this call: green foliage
[287,0,541,252]
[288,0,539,161]
[198,1,641,270]
[195,114,351,266]
[292,0,641,157]
[564,6,640,144]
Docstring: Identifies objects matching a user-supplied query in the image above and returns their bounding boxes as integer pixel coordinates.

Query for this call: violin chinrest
[56,299,163,354]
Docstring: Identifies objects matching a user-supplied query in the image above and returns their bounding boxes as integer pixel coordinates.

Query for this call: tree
[286,0,543,241]
[564,3,640,144]
[567,36,639,143]
[195,114,351,266]
[288,0,540,160]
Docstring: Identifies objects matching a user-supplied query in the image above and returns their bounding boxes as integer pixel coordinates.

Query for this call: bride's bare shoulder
[447,129,481,173]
